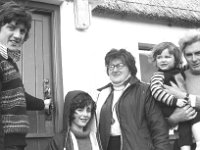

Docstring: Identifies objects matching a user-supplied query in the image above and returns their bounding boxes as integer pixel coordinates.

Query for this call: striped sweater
[150,69,181,106]
[0,55,29,135]
[0,44,45,147]
[0,45,29,147]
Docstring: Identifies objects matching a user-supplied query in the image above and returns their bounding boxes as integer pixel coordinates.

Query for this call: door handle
[44,79,51,99]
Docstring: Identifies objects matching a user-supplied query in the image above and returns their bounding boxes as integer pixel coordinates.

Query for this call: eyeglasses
[108,63,125,71]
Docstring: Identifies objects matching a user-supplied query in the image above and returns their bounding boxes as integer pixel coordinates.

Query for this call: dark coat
[96,76,171,150]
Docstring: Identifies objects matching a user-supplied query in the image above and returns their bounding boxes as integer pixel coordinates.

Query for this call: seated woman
[46,90,101,150]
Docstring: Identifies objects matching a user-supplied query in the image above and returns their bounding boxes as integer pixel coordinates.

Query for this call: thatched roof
[0,0,28,5]
[93,0,200,26]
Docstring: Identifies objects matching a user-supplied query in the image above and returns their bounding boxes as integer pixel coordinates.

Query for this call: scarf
[70,127,90,139]
[66,131,99,150]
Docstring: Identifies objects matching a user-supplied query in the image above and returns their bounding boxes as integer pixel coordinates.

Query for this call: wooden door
[17,12,54,150]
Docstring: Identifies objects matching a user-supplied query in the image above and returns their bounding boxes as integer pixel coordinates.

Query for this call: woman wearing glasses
[96,48,171,150]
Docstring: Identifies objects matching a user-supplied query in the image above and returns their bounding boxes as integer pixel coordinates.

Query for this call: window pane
[139,53,157,83]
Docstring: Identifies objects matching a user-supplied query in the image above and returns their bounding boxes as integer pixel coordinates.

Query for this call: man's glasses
[108,63,125,71]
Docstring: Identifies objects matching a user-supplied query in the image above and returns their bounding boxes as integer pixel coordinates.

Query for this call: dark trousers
[107,136,120,150]
[5,146,25,150]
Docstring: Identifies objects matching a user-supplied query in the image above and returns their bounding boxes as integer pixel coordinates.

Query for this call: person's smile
[8,39,22,46]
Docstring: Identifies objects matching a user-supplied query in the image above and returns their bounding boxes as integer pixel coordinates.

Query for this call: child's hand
[176,99,187,107]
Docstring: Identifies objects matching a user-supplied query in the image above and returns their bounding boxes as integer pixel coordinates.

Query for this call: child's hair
[69,93,96,126]
[0,1,32,41]
[149,42,183,68]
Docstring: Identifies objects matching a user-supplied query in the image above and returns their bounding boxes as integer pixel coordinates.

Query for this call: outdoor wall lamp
[73,0,103,30]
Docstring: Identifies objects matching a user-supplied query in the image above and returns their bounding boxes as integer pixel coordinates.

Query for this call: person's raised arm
[25,92,44,110]
[25,92,51,111]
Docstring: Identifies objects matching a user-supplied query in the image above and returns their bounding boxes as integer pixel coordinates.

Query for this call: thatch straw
[93,0,200,26]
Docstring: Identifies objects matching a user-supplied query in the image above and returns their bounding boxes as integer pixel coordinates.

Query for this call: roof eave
[93,1,200,26]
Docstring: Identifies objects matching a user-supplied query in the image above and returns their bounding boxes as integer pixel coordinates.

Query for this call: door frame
[28,1,64,133]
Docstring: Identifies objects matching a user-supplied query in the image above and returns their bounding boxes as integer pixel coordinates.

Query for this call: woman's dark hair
[151,42,182,68]
[105,48,137,76]
[0,1,32,41]
[69,93,96,127]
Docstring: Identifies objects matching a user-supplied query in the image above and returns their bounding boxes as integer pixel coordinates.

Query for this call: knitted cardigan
[0,46,46,148]
[0,55,29,145]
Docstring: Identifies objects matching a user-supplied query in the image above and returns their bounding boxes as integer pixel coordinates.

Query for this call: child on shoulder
[149,42,200,150]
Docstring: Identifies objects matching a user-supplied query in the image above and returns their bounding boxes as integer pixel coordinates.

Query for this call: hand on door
[43,79,53,115]
[44,98,52,115]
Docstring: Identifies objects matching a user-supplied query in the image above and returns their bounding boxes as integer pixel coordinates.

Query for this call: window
[138,43,156,83]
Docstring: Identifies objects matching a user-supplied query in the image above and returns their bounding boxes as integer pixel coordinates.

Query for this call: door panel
[17,12,54,150]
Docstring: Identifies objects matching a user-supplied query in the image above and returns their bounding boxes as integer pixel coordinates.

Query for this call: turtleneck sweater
[76,136,92,150]
[110,74,131,136]
[71,126,92,150]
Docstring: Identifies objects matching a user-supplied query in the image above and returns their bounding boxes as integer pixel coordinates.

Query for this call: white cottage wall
[60,1,192,96]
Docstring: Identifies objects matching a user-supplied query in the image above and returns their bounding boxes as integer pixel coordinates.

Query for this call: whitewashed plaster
[60,1,192,97]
